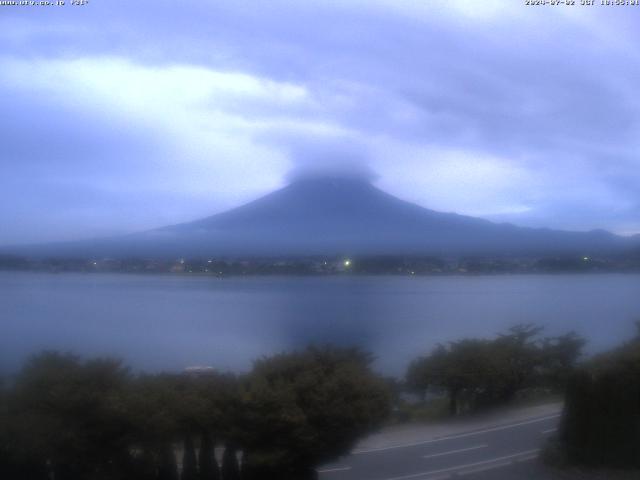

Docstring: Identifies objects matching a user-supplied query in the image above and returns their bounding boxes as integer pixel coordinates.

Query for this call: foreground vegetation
[554,324,640,469]
[0,347,390,480]
[406,324,585,416]
[407,323,640,472]
[2,323,638,478]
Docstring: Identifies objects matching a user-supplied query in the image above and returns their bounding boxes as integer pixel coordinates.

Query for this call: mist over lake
[1,272,638,377]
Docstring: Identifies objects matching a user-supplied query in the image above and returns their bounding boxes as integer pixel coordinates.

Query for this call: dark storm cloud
[1,0,639,243]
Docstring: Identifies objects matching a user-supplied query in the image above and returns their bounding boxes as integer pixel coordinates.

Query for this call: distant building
[183,365,217,376]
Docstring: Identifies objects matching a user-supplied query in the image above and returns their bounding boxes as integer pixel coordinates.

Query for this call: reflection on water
[1,272,639,376]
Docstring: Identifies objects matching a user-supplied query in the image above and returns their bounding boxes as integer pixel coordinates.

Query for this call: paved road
[318,411,560,480]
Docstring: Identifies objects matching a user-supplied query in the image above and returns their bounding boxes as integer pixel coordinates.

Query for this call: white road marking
[353,413,560,454]
[382,449,540,480]
[541,428,557,434]
[422,444,488,459]
[516,452,540,462]
[457,460,512,476]
[458,451,539,475]
[317,466,352,473]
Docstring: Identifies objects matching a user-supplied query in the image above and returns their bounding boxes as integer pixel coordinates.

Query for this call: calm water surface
[1,272,639,376]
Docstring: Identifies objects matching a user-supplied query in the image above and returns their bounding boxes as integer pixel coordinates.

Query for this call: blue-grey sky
[1,0,639,245]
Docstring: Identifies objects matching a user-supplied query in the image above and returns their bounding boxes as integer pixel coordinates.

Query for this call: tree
[408,339,499,414]
[127,370,239,480]
[407,325,583,415]
[539,331,585,391]
[558,328,640,468]
[238,347,390,478]
[181,435,197,480]
[408,343,452,414]
[198,432,220,480]
[8,352,133,480]
[126,373,183,478]
[1,347,389,480]
[157,444,179,480]
[491,324,544,402]
[221,444,241,480]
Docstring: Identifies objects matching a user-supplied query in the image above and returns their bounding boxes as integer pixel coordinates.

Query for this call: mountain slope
[4,176,637,258]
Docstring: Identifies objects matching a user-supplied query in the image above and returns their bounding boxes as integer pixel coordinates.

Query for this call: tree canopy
[407,325,585,415]
[0,346,390,480]
[239,346,390,479]
[558,323,640,468]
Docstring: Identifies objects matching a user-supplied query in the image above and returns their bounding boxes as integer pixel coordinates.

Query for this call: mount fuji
[4,176,637,258]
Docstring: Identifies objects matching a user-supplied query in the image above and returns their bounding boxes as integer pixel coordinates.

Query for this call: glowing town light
[344,259,351,267]
[583,256,590,261]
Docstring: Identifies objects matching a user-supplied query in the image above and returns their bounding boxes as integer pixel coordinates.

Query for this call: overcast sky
[1,0,639,245]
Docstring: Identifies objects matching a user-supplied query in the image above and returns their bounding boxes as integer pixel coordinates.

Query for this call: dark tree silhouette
[158,444,179,480]
[221,444,241,480]
[237,346,390,477]
[198,433,220,480]
[559,326,640,468]
[7,352,133,479]
[0,347,390,480]
[181,435,198,480]
[407,325,585,415]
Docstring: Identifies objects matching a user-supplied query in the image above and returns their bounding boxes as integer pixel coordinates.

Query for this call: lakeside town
[1,253,639,276]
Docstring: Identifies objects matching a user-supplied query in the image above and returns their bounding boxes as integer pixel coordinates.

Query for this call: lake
[1,272,639,376]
